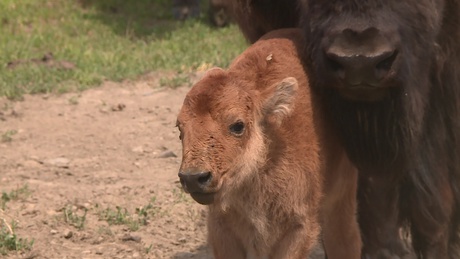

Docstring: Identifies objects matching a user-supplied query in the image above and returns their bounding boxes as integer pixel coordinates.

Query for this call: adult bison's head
[176,68,298,205]
[301,0,445,102]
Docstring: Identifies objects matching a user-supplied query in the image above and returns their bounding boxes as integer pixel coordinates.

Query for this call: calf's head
[177,68,298,205]
[301,0,445,102]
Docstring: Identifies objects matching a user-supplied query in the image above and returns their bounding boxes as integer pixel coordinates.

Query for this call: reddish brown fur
[177,29,362,258]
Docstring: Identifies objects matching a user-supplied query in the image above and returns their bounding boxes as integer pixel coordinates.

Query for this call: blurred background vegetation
[0,0,247,99]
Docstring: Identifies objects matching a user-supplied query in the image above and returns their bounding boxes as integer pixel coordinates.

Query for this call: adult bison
[177,29,362,258]
[230,0,460,258]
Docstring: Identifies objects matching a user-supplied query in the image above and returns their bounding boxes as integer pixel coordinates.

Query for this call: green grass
[0,185,34,254]
[1,184,31,210]
[98,197,160,231]
[1,130,18,143]
[0,220,34,255]
[0,0,247,99]
[173,186,192,204]
[63,205,88,230]
[159,71,192,88]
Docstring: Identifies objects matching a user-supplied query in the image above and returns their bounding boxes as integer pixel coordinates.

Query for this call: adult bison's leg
[357,174,411,258]
[321,149,362,259]
[409,184,452,258]
[404,159,453,258]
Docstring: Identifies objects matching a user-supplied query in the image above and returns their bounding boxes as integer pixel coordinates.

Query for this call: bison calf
[177,29,361,258]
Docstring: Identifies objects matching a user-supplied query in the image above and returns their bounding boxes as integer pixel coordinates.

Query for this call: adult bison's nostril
[324,27,399,87]
[178,170,213,193]
[375,50,398,76]
[325,50,397,86]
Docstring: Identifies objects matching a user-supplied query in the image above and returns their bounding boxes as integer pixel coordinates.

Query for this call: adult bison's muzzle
[321,26,400,101]
[178,169,216,205]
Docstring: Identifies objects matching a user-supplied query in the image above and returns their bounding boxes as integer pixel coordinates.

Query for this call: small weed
[99,206,139,231]
[97,226,113,236]
[160,73,191,88]
[1,130,17,143]
[136,197,161,220]
[2,103,10,111]
[63,205,87,230]
[186,208,201,222]
[68,95,80,105]
[172,188,190,204]
[145,244,153,254]
[1,184,31,210]
[0,219,34,256]
[101,206,129,225]
[135,204,153,226]
[99,198,160,231]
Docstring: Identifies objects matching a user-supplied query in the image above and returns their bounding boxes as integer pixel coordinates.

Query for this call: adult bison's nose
[324,27,399,87]
[178,170,213,193]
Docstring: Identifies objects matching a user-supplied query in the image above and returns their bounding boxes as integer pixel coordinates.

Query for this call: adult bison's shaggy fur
[230,0,460,258]
[176,29,362,258]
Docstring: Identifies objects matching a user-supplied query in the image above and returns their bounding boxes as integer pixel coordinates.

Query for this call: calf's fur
[177,29,362,258]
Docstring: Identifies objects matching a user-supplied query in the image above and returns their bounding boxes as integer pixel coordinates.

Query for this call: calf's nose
[178,170,213,193]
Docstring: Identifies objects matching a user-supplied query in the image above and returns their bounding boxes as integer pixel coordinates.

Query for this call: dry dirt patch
[0,78,212,258]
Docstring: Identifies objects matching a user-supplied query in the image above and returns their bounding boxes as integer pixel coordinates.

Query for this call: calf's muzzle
[178,169,215,204]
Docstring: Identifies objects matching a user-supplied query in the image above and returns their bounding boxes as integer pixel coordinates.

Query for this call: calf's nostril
[198,171,212,185]
[178,170,213,193]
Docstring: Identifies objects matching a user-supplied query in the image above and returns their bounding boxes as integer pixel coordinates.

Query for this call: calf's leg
[271,224,320,259]
[207,212,246,259]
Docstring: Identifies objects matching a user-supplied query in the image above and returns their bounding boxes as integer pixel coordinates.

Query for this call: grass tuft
[98,197,160,231]
[1,130,18,143]
[0,219,34,255]
[63,205,88,230]
[1,184,31,210]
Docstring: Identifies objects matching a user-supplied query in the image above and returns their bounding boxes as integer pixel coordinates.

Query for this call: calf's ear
[262,77,298,126]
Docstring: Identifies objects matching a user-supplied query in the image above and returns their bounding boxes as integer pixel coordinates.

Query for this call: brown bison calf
[176,29,361,258]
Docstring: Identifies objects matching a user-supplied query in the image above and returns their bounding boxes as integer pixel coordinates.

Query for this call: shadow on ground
[171,243,328,259]
[77,0,212,40]
[173,244,212,259]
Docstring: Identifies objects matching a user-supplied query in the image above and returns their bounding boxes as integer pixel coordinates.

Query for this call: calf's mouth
[189,192,217,205]
[178,169,220,205]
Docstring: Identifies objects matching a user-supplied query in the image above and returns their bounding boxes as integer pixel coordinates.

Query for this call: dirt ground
[0,73,209,259]
[0,72,329,259]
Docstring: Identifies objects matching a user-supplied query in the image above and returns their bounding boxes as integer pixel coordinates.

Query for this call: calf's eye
[229,121,245,136]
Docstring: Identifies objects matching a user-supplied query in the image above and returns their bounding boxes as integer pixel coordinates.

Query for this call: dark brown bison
[230,0,460,258]
[177,29,362,258]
